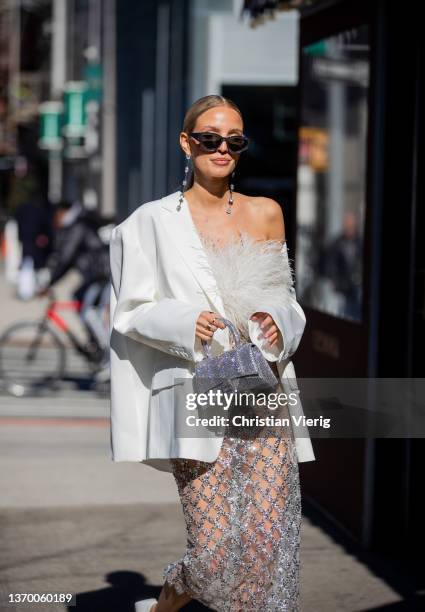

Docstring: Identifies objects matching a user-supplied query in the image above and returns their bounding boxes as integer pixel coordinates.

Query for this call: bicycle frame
[43,294,102,363]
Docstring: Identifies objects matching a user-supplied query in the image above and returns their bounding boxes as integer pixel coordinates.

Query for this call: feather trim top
[197,230,295,340]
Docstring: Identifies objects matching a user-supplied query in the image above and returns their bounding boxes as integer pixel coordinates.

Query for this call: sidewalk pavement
[0,420,416,612]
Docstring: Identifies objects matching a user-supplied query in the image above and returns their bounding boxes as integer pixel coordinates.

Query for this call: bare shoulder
[237,194,285,240]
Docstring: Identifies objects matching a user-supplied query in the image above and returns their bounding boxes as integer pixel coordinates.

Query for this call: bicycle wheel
[0,320,66,397]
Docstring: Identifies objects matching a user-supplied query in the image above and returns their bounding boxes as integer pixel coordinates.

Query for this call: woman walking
[109,95,315,612]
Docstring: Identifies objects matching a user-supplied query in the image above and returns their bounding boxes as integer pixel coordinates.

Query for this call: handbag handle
[201,316,241,359]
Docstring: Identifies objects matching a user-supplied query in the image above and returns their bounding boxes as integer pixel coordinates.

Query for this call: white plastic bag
[17,256,36,301]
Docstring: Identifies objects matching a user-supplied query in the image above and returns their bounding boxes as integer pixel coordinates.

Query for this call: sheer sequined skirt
[163,382,301,611]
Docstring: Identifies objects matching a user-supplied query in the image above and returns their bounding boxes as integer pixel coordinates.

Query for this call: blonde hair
[182,95,243,190]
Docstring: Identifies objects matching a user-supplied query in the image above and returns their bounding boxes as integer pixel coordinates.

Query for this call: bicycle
[0,289,109,397]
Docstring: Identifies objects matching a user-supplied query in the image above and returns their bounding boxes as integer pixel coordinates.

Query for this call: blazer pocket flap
[151,366,193,391]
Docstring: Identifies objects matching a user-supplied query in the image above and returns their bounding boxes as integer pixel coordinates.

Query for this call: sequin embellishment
[163,381,302,611]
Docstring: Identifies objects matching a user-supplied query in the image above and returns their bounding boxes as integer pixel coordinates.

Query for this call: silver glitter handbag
[192,316,279,395]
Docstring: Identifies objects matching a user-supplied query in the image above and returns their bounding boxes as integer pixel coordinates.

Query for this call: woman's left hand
[250,312,282,347]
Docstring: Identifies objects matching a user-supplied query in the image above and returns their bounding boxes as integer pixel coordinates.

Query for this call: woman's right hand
[195,311,226,342]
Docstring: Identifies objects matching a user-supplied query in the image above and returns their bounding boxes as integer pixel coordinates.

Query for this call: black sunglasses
[190,132,250,154]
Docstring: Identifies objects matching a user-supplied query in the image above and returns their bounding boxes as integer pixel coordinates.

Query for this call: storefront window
[296,25,369,322]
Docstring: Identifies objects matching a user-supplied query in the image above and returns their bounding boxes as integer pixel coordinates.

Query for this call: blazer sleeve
[247,242,306,363]
[110,224,204,362]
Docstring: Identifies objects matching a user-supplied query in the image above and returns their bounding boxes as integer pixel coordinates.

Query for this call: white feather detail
[197,231,295,339]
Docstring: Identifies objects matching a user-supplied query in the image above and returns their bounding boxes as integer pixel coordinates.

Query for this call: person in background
[40,199,111,370]
[15,194,52,300]
[326,210,363,321]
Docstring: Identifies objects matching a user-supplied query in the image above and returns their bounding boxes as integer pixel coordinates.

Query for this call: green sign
[63,81,88,138]
[38,101,63,150]
[304,40,327,56]
[84,62,103,103]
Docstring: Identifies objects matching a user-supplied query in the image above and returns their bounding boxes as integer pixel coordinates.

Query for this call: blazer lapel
[159,191,226,316]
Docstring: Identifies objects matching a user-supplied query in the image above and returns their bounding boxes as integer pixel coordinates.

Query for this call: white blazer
[109,190,315,472]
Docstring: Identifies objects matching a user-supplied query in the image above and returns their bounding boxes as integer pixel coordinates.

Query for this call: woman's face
[180,105,244,182]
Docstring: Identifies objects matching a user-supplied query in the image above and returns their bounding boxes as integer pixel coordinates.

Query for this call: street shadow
[0,372,110,397]
[0,374,98,398]
[62,374,96,392]
[63,373,110,396]
[359,595,425,611]
[68,570,214,612]
[302,499,424,611]
[68,571,151,611]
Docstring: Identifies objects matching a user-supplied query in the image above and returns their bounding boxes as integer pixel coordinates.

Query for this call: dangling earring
[225,171,235,215]
[177,154,191,211]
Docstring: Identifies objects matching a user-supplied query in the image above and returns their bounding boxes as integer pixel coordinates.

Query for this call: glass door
[296,25,369,324]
